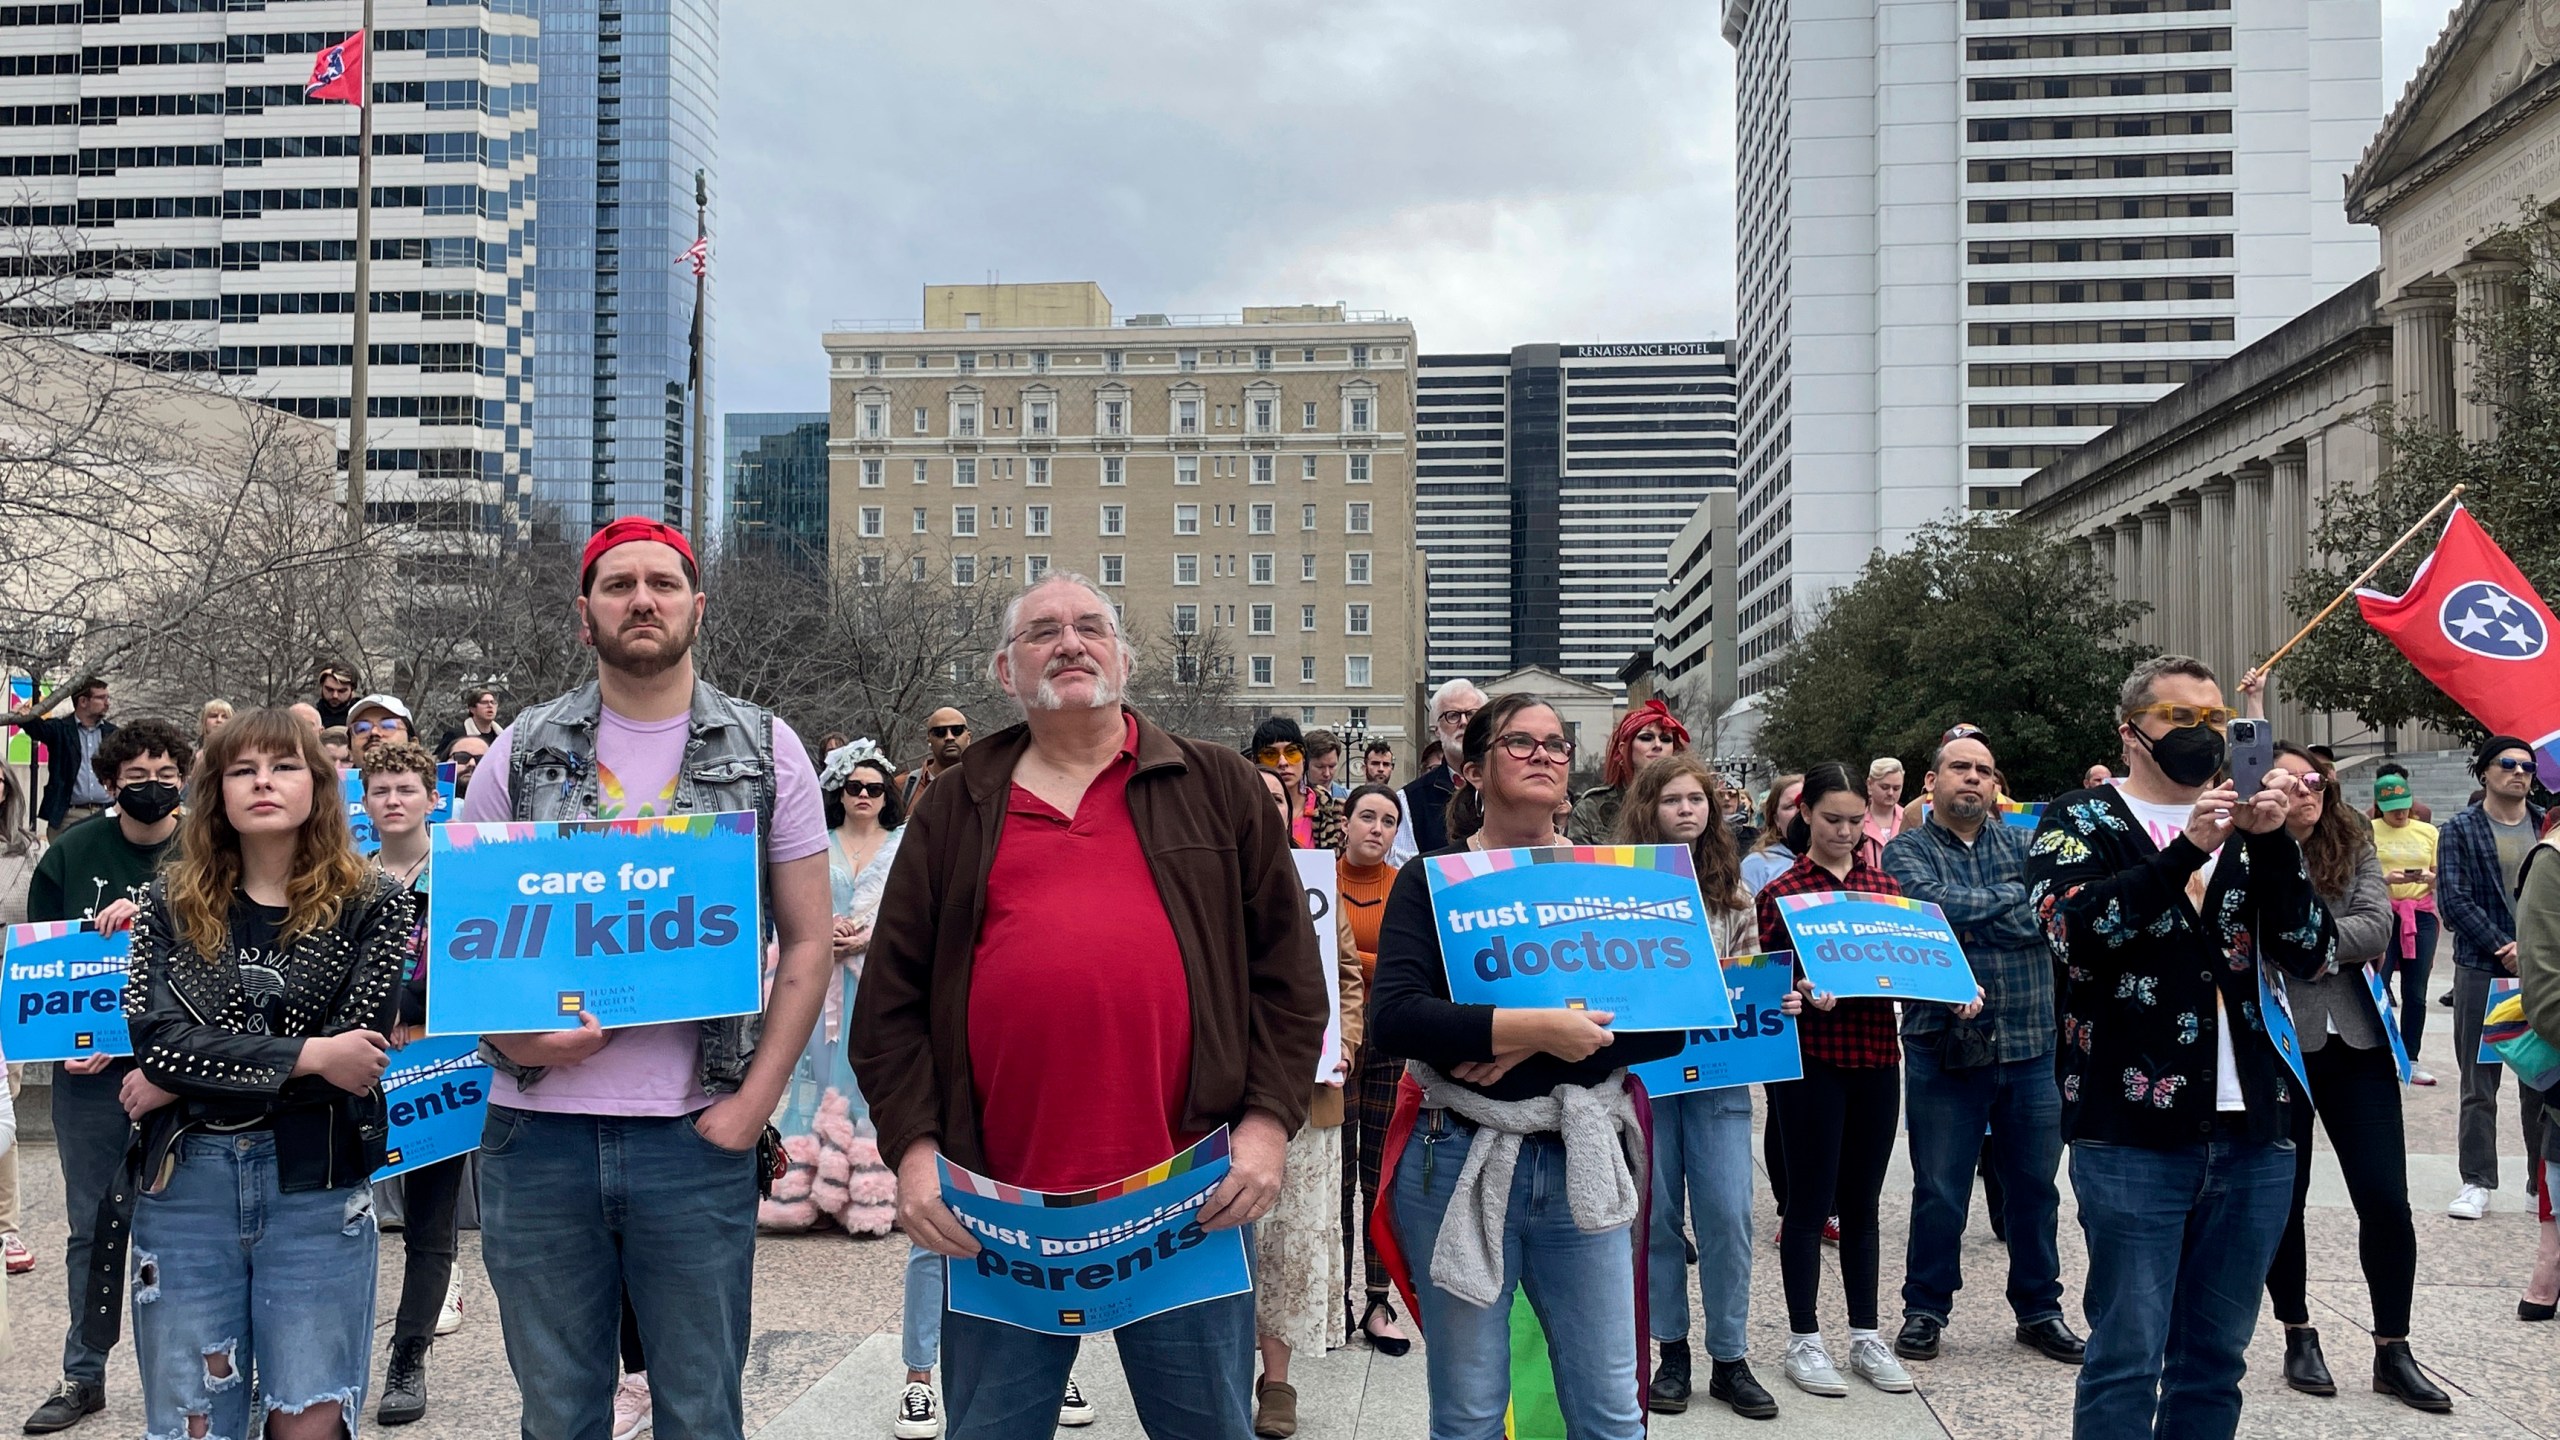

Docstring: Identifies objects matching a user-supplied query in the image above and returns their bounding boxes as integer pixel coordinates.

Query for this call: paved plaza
[4,1017,2556,1438]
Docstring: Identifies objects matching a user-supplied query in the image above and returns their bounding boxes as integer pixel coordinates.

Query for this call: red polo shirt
[968,714,1198,1191]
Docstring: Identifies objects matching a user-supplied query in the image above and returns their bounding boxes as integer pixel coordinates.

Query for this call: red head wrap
[1603,698,1691,789]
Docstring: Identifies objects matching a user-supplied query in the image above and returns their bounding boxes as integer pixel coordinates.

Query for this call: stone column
[2167,490,2203,659]
[2232,462,2273,677]
[2198,477,2235,679]
[2077,531,2109,597]
[2453,258,2528,442]
[2111,519,2142,615]
[2140,503,2173,652]
[2384,291,2457,434]
[2268,449,2312,737]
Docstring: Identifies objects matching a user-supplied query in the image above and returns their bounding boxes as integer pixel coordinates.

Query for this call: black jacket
[19,713,113,828]
[2025,786,2334,1149]
[1403,765,1458,853]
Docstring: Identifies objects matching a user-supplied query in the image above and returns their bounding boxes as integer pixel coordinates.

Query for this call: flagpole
[345,0,375,543]
[2255,483,2467,675]
[688,168,707,553]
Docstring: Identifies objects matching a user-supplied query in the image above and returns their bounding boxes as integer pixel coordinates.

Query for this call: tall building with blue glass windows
[723,410,827,565]
[530,0,713,536]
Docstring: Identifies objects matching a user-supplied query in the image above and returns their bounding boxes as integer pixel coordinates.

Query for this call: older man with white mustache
[854,573,1329,1440]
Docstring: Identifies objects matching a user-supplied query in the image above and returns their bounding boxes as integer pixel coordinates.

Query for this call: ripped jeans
[133,1132,380,1440]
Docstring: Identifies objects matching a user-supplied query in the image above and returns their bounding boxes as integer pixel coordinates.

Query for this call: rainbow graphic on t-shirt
[593,758,679,819]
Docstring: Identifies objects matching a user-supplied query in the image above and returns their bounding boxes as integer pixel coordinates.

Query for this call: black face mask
[116,780,181,824]
[2134,723,2225,788]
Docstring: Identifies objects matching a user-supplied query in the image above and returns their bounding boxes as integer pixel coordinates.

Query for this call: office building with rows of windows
[0,0,539,533]
[722,409,826,564]
[1723,0,2378,697]
[1415,341,1735,695]
[824,283,1421,747]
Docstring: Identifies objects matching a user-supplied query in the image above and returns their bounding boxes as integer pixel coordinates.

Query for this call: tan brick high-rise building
[824,283,1420,749]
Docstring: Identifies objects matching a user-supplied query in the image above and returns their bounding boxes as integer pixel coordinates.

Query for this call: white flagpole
[345,0,375,542]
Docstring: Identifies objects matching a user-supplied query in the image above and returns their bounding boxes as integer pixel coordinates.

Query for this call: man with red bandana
[1570,698,1691,843]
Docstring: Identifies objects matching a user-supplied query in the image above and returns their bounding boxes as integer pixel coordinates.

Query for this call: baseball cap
[2374,773,2414,813]
[581,516,698,589]
[348,693,413,725]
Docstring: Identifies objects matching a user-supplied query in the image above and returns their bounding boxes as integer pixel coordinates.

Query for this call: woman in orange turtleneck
[1337,782,1410,1356]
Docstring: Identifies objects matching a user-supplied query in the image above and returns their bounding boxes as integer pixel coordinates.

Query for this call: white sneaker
[611,1372,652,1440]
[894,1381,944,1439]
[2450,1184,2491,1220]
[1850,1336,1916,1393]
[1058,1375,1096,1427]
[435,1273,463,1336]
[1784,1334,1848,1397]
[2411,1067,2439,1087]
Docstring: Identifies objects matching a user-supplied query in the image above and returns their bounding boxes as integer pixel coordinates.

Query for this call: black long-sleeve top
[1368,847,1681,1103]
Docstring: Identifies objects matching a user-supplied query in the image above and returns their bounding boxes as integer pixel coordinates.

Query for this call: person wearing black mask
[20,717,193,1434]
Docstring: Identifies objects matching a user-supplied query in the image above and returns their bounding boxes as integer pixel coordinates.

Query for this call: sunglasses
[2125,702,2234,732]
[1255,743,1305,765]
[928,725,968,739]
[842,781,888,799]
[2490,756,2535,772]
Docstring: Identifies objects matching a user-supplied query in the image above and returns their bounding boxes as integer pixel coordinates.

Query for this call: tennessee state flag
[2357,505,2560,785]
[306,31,364,103]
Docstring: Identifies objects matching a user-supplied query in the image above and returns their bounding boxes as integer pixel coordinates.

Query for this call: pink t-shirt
[459,703,828,1116]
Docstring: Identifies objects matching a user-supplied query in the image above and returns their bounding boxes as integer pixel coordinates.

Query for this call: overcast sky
[716,1,2461,418]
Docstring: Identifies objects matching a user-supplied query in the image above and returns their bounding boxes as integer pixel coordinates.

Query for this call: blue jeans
[1901,1044,2065,1326]
[905,1242,944,1373]
[942,1285,1255,1439]
[53,1060,133,1383]
[1646,1088,1756,1360]
[2070,1138,2294,1440]
[132,1132,379,1439]
[1394,1114,1644,1440]
[479,1106,760,1440]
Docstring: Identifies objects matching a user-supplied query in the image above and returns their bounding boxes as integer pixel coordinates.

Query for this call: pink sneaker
[3,1232,32,1275]
[612,1372,652,1440]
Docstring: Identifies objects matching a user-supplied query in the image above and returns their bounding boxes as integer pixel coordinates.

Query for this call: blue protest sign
[940,1129,1252,1335]
[1632,951,1803,1097]
[1422,846,1736,1032]
[424,812,763,1034]
[376,1033,490,1180]
[2365,964,2413,1084]
[2260,961,2309,1096]
[1773,891,1980,1005]
[345,765,457,855]
[0,922,132,1062]
[2482,978,2522,1066]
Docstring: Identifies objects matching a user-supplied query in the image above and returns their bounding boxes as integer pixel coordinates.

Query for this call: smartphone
[2228,718,2273,799]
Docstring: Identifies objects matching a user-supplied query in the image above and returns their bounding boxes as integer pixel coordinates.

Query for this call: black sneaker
[378,1336,430,1426]
[23,1379,105,1435]
[1646,1339,1692,1414]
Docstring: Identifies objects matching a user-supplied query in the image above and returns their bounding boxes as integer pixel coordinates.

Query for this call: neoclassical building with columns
[2021,0,2560,752]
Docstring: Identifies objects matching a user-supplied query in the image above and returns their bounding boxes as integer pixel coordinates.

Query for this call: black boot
[2282,1326,2335,1397]
[378,1336,431,1426]
[1647,1339,1692,1414]
[2373,1341,2453,1413]
[1707,1357,1780,1421]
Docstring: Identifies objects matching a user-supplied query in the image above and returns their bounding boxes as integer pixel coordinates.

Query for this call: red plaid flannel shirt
[1756,852,1904,1069]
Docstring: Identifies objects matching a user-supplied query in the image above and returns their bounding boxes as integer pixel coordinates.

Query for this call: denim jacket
[479,677,778,1096]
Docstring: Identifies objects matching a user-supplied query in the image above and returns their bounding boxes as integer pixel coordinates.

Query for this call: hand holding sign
[1198,1110,1288,1231]
[487,1011,609,1070]
[900,1140,980,1259]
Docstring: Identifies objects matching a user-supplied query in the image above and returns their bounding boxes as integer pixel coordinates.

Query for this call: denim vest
[480,677,778,1096]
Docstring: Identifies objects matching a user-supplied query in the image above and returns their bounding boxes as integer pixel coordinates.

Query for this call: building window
[862,402,885,437]
[1301,553,1318,581]
[952,505,977,537]
[1028,401,1051,435]
[1348,705,1368,729]
[1106,349,1123,373]
[1345,502,1370,534]
[954,459,977,487]
[1255,346,1273,371]
[1177,397,1201,435]
[1176,503,1200,535]
[1251,553,1274,584]
[1348,454,1371,483]
[1250,655,1273,687]
[1179,347,1198,372]
[1301,503,1317,531]
[864,352,883,374]
[1346,552,1371,584]
[912,406,928,435]
[1252,455,1274,484]
[861,458,883,488]
[1302,401,1318,429]
[956,402,978,437]
[1175,553,1199,585]
[1100,504,1125,536]
[953,554,977,585]
[1100,554,1125,585]
[912,556,929,581]
[1347,397,1372,431]
[1300,656,1318,683]
[1103,400,1126,435]
[1032,350,1049,373]
[1302,455,1319,480]
[858,506,883,537]
[1174,603,1199,634]
[1250,503,1274,534]
[1028,457,1050,486]
[1301,604,1317,631]
[1251,604,1274,635]
[1102,456,1125,486]
[1177,455,1199,485]
[1252,398,1274,432]
[1352,344,1369,369]
[1026,504,1050,536]
[1345,655,1372,687]
[911,507,928,534]
[913,460,930,485]
[1347,603,1371,635]
[859,554,883,584]
[1026,554,1049,582]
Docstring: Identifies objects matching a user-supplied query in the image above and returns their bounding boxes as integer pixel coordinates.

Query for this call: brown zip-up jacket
[850,706,1329,1176]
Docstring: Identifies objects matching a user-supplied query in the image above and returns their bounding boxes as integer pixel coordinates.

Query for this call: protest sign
[1295,851,1343,1084]
[344,765,457,854]
[424,812,762,1034]
[0,921,131,1062]
[940,1129,1252,1335]
[376,1034,490,1180]
[2260,961,2309,1096]
[2482,977,2522,1066]
[1632,950,1803,1097]
[1423,846,1735,1032]
[1774,892,1979,1005]
[2365,964,2413,1084]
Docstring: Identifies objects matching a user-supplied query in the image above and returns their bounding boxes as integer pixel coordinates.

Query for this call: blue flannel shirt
[2438,801,2547,973]
[1882,813,2053,1062]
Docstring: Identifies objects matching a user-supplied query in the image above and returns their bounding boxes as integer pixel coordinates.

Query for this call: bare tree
[1123,607,1245,748]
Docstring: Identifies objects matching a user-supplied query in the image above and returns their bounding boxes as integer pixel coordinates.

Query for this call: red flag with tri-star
[2356,504,2560,786]
[306,31,364,103]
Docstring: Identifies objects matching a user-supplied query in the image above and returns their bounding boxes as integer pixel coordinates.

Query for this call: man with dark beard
[854,572,1327,1440]
[456,516,835,1440]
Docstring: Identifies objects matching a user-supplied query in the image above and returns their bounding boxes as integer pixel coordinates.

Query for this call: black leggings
[389,1155,468,1346]
[1772,1058,1900,1333]
[2267,1040,2417,1337]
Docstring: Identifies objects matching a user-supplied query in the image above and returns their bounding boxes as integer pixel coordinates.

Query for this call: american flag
[678,235,708,278]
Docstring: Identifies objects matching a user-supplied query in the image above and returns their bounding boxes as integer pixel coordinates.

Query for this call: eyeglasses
[1496,732,1575,763]
[2125,702,2234,732]
[1255,743,1305,765]
[1010,617,1115,648]
[350,718,404,735]
[1436,707,1478,730]
[927,724,968,739]
[842,781,888,799]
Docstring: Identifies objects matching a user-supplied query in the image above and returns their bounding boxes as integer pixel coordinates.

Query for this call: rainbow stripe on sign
[941,1129,1232,1209]
[434,811,754,848]
[1428,844,1693,888]
[10,919,83,946]
[1775,890,1937,917]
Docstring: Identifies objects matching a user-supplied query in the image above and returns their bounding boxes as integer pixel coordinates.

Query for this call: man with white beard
[854,572,1328,1440]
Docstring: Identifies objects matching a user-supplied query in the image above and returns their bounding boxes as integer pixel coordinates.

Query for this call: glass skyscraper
[723,411,828,565]
[531,0,716,536]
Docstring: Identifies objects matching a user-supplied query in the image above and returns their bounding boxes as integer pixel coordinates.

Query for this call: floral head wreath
[819,737,888,793]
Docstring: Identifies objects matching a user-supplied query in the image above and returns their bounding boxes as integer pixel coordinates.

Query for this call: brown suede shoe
[1253,1377,1299,1438]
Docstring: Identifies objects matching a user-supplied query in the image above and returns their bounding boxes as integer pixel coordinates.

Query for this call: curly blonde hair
[163,708,371,961]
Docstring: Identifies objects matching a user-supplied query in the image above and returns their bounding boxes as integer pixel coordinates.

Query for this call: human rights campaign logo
[2439,581,2549,661]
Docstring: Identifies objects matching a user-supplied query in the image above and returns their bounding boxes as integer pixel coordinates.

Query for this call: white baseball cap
[349,693,413,725]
